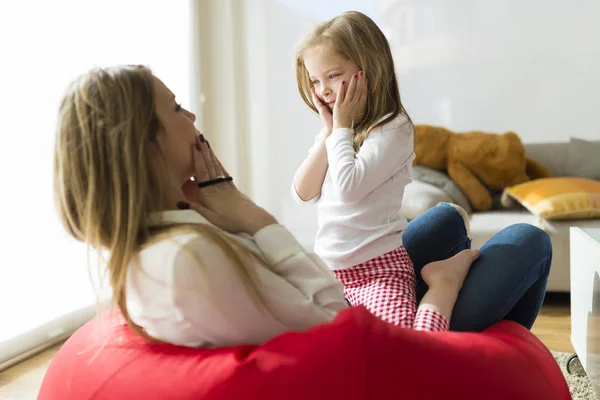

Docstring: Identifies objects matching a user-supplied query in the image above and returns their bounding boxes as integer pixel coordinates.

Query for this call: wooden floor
[531,293,574,353]
[0,295,573,399]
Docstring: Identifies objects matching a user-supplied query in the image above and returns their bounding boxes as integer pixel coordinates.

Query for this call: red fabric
[335,246,448,331]
[39,307,571,400]
[413,307,449,331]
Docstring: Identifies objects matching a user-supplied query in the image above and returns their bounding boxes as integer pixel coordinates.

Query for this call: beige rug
[552,351,598,400]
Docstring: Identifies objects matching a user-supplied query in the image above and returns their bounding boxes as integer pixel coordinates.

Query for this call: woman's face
[152,76,198,184]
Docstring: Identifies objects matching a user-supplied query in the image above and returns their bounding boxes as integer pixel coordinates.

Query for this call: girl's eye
[329,74,339,79]
[175,103,182,112]
[312,80,319,85]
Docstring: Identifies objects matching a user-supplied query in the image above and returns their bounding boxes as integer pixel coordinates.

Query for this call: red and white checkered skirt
[333,246,449,332]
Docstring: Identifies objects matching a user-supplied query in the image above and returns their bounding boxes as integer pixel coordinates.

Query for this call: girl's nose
[319,86,331,99]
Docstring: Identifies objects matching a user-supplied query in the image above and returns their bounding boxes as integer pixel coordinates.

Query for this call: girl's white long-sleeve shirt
[126,210,348,348]
[292,114,415,270]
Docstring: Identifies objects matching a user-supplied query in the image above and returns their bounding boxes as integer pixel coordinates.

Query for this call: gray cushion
[524,142,568,177]
[400,180,452,221]
[565,138,600,180]
[411,166,472,213]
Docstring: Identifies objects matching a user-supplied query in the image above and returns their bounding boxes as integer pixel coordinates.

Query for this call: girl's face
[303,45,359,110]
[152,76,198,184]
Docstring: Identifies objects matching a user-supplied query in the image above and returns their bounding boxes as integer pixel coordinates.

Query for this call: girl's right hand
[311,86,333,135]
[179,136,277,235]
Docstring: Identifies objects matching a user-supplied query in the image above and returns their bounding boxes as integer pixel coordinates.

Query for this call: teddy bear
[413,125,552,211]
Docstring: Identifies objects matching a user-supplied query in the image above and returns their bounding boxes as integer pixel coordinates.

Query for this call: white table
[570,227,600,394]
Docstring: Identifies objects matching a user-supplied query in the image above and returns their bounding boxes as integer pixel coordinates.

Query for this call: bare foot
[421,249,480,293]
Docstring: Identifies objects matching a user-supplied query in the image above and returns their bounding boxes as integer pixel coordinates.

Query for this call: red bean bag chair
[39,306,570,400]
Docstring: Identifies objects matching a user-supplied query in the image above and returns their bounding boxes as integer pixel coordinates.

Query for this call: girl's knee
[515,223,551,245]
[437,202,471,237]
[506,223,553,259]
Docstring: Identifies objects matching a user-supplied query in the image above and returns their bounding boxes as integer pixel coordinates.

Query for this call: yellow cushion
[503,177,600,220]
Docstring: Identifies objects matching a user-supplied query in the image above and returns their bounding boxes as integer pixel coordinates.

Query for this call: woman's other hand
[179,135,277,235]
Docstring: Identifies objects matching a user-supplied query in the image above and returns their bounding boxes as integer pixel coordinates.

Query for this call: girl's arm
[292,129,328,203]
[292,87,335,203]
[326,117,415,203]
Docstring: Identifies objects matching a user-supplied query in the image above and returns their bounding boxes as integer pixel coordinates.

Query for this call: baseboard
[0,304,97,373]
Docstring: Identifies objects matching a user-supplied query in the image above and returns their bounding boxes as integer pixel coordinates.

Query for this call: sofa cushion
[400,180,451,220]
[524,142,568,177]
[565,138,600,180]
[411,166,472,213]
[503,177,600,220]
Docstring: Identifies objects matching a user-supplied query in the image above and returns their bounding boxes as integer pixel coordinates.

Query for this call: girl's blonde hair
[295,11,412,150]
[54,65,264,341]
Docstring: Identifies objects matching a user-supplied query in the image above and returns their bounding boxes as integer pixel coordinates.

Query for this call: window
[0,0,192,368]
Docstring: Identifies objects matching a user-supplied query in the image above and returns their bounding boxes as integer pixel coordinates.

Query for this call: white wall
[381,0,600,143]
[242,0,600,246]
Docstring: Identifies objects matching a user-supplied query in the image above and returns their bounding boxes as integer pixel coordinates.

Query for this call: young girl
[292,11,479,331]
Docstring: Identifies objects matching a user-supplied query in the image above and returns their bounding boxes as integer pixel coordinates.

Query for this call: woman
[53,65,551,347]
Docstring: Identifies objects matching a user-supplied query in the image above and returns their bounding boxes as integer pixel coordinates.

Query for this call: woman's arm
[292,130,329,203]
[160,137,346,347]
[166,225,348,347]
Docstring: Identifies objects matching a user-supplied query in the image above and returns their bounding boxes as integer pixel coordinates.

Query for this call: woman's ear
[148,114,161,140]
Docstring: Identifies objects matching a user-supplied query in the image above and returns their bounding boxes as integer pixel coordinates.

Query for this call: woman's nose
[186,109,196,123]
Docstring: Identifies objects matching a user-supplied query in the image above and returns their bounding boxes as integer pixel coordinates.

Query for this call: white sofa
[403,141,600,293]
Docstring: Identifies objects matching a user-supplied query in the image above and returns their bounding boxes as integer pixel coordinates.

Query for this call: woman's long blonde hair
[296,11,412,150]
[54,65,263,341]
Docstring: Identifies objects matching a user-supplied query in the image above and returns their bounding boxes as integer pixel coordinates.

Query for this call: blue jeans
[402,203,552,331]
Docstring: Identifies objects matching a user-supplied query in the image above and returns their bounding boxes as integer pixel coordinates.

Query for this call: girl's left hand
[332,71,367,131]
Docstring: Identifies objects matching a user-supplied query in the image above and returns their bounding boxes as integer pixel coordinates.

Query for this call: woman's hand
[179,135,277,235]
[310,86,333,135]
[332,71,367,132]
